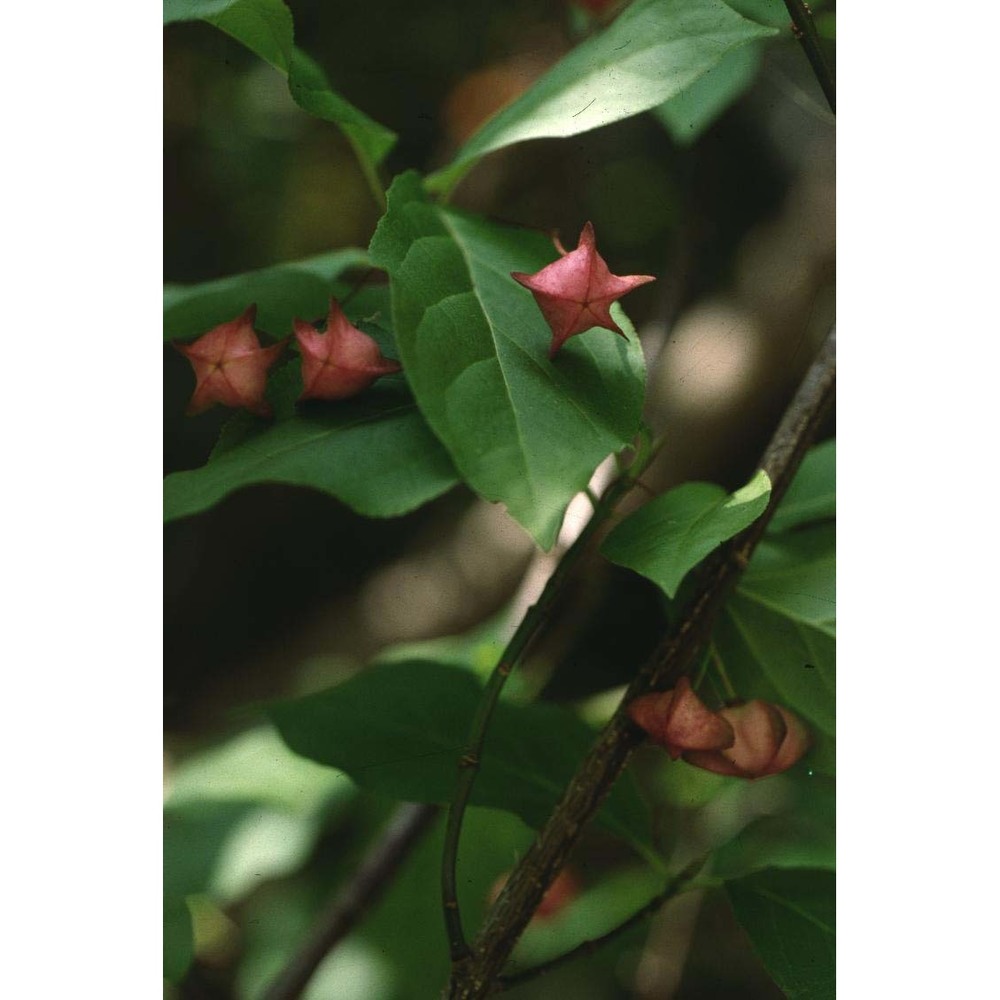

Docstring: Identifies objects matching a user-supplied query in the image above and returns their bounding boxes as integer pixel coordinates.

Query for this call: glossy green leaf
[163,0,395,185]
[602,470,771,597]
[426,0,776,193]
[164,381,458,521]
[163,249,371,341]
[652,42,763,145]
[768,440,835,534]
[723,0,791,29]
[163,894,194,982]
[268,660,655,856]
[711,774,835,880]
[369,173,646,549]
[726,868,835,999]
[712,523,836,774]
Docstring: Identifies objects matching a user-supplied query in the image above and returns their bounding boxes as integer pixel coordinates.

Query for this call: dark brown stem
[447,327,836,997]
[442,470,640,960]
[498,855,706,990]
[782,0,835,113]
[262,803,439,1000]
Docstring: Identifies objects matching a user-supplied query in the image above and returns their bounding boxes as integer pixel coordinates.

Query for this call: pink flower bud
[511,222,654,358]
[175,305,286,417]
[294,298,401,402]
[628,677,735,759]
[683,700,811,779]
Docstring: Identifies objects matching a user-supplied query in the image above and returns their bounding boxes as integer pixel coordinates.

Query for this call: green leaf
[286,49,396,190]
[369,173,646,549]
[511,867,666,969]
[652,41,763,146]
[163,248,371,341]
[722,0,791,29]
[163,382,459,521]
[167,725,350,816]
[268,660,655,857]
[164,0,293,69]
[712,523,836,774]
[163,729,354,910]
[768,440,835,534]
[163,0,396,187]
[726,868,836,999]
[602,470,771,598]
[163,894,194,982]
[426,0,776,193]
[711,774,835,880]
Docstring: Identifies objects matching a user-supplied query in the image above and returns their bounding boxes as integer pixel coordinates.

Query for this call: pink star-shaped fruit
[293,299,402,402]
[175,305,285,417]
[511,221,655,358]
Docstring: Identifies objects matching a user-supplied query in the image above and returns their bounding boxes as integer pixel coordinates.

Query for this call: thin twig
[781,0,835,113]
[447,327,836,997]
[442,467,646,960]
[498,855,707,990]
[262,803,439,1000]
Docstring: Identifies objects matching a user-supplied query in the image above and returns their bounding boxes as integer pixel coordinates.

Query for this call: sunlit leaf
[164,381,458,521]
[602,470,771,597]
[369,172,646,549]
[652,42,763,145]
[427,0,776,193]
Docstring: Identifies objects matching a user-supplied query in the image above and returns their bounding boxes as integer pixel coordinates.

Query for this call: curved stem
[441,465,642,960]
[781,0,835,113]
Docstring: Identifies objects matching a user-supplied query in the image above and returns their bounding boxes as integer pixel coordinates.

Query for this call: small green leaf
[163,248,371,341]
[768,440,835,534]
[427,0,776,193]
[163,0,396,186]
[369,173,646,549]
[726,868,835,999]
[602,470,771,598]
[652,42,763,146]
[712,523,836,774]
[163,383,458,521]
[163,894,194,982]
[267,660,654,856]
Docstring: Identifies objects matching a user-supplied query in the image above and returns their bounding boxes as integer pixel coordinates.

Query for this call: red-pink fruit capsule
[175,305,285,417]
[511,222,654,358]
[628,677,735,760]
[294,298,401,402]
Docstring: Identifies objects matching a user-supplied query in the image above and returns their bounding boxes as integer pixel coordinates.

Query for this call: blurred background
[164,1,835,996]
